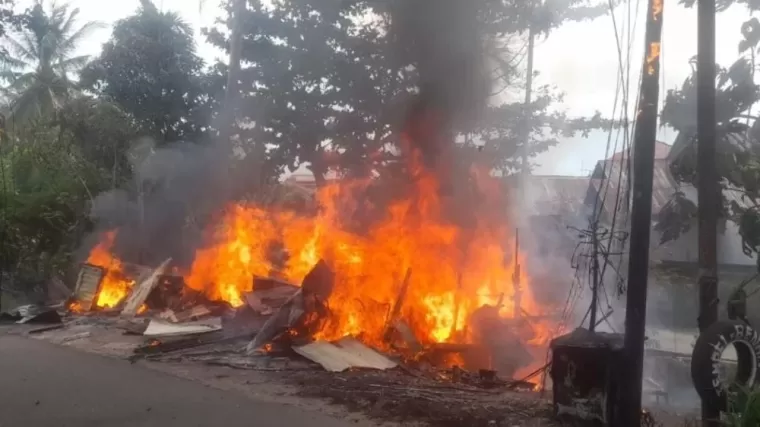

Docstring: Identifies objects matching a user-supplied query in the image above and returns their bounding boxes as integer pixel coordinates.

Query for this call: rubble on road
[292,369,557,427]
[143,317,222,337]
[121,258,172,317]
[1,304,63,324]
[293,338,398,372]
[71,263,106,311]
[7,260,566,427]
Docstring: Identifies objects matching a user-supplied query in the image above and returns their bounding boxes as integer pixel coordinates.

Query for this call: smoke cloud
[87,138,265,268]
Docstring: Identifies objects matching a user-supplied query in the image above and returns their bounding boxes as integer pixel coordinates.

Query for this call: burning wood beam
[121,258,172,317]
[383,268,412,344]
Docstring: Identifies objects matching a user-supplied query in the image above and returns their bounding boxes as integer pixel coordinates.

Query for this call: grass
[724,386,760,427]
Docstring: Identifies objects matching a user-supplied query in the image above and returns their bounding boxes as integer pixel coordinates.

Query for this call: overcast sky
[15,0,754,176]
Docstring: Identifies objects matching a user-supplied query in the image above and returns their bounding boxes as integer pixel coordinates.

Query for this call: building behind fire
[520,141,759,332]
[284,141,760,334]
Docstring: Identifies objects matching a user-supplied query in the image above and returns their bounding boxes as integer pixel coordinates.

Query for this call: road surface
[0,334,357,427]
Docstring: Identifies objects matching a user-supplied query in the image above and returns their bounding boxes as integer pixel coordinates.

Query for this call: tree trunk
[310,160,327,188]
[219,0,246,142]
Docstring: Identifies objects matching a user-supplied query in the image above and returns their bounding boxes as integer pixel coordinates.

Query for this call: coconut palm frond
[57,20,105,58]
[56,54,89,73]
[4,36,37,65]
[1,1,97,124]
[0,55,32,73]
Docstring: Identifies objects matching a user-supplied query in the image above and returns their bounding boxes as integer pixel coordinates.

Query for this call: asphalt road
[0,334,356,427]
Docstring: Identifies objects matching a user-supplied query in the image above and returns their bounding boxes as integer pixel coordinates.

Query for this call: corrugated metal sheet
[294,338,397,372]
[609,141,671,161]
[143,317,222,337]
[591,157,754,222]
[668,131,754,162]
[589,159,676,217]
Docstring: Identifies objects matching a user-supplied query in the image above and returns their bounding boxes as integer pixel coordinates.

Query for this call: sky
[14,0,755,176]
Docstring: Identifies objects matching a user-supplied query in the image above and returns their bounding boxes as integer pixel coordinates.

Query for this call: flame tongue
[86,231,136,309]
[82,114,557,381]
[182,140,554,359]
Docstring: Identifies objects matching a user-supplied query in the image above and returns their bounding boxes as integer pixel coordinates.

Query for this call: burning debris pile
[58,136,562,393]
[42,2,566,421]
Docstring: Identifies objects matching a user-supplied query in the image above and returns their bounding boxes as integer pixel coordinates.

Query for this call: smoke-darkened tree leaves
[738,206,760,255]
[740,18,760,53]
[661,58,759,133]
[653,191,698,245]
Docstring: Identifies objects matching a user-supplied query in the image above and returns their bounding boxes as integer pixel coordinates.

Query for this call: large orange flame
[83,142,559,380]
[183,147,557,356]
[85,231,136,309]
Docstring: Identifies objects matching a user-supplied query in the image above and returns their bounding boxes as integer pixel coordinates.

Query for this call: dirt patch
[288,369,555,427]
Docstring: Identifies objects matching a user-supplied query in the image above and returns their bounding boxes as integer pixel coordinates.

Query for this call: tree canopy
[0,0,614,292]
[80,0,214,144]
[656,1,760,260]
[205,0,610,184]
[0,1,101,123]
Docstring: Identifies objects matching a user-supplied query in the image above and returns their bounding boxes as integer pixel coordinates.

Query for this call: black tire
[691,320,760,410]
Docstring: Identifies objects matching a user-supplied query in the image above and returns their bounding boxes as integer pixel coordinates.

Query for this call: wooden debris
[245,278,299,315]
[144,275,185,311]
[160,305,212,323]
[386,320,422,354]
[72,264,106,311]
[245,289,305,354]
[301,260,334,301]
[132,330,254,357]
[383,269,411,339]
[27,324,66,334]
[143,317,222,337]
[121,258,172,317]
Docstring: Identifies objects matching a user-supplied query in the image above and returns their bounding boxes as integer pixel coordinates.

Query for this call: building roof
[519,175,593,217]
[667,131,755,163]
[588,158,676,217]
[607,140,672,161]
[590,139,751,221]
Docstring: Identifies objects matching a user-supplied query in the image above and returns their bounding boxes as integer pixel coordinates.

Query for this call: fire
[183,146,557,355]
[82,122,560,382]
[86,231,136,309]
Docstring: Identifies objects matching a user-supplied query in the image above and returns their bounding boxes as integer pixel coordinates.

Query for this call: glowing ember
[86,231,135,309]
[68,300,85,313]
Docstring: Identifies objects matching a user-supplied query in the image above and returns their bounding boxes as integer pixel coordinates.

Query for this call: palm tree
[0,1,102,124]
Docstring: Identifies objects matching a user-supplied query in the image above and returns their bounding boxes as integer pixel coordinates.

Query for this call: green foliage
[80,0,214,144]
[0,96,139,288]
[0,0,612,293]
[657,8,760,253]
[725,386,760,426]
[0,1,102,123]
[206,0,609,182]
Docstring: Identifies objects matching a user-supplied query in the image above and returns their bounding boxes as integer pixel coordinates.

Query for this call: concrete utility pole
[696,0,719,422]
[589,224,600,332]
[617,0,664,425]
